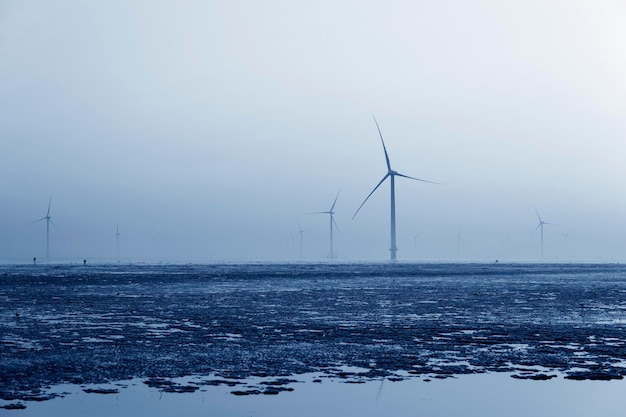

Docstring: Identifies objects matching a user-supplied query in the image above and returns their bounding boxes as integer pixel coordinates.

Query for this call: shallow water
[7,372,626,417]
[1,262,625,411]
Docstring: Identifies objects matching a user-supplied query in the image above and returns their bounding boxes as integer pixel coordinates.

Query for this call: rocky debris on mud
[197,379,242,387]
[231,389,261,396]
[259,378,299,386]
[565,372,624,381]
[82,388,120,394]
[143,378,199,393]
[511,373,557,380]
[0,402,27,410]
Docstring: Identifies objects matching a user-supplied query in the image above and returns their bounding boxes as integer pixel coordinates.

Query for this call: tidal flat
[1,262,625,414]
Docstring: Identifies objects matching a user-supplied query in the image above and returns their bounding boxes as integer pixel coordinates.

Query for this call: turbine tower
[30,197,56,258]
[310,190,340,259]
[534,207,553,260]
[353,116,438,260]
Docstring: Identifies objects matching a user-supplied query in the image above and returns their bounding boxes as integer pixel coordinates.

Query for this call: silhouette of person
[33,257,36,265]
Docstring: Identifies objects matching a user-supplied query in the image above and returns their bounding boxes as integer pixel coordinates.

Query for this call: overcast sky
[2,0,626,262]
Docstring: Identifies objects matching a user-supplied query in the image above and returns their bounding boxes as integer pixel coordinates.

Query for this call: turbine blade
[49,219,59,230]
[330,189,341,211]
[332,215,340,232]
[373,116,391,171]
[531,223,541,235]
[395,172,441,185]
[533,205,543,223]
[29,217,47,225]
[307,211,330,215]
[47,197,52,216]
[353,174,389,219]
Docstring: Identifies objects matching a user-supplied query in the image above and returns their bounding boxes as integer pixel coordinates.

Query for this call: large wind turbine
[353,116,438,260]
[30,197,56,258]
[534,207,553,260]
[310,190,340,259]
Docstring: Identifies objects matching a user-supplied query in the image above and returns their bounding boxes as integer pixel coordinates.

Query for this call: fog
[2,0,626,262]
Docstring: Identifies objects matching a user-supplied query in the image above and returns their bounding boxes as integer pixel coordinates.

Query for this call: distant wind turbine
[30,197,57,258]
[310,190,340,259]
[412,232,420,258]
[533,206,554,260]
[353,116,439,260]
[295,221,305,259]
[563,228,573,257]
[563,228,573,245]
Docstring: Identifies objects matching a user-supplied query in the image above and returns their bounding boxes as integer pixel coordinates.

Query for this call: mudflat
[1,262,625,407]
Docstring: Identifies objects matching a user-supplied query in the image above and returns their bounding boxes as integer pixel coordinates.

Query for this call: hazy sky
[2,0,626,262]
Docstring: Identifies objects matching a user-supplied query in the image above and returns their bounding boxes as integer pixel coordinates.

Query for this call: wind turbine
[30,197,57,259]
[563,228,573,258]
[353,116,438,260]
[533,207,554,260]
[412,232,420,258]
[295,221,305,259]
[116,222,121,260]
[310,190,340,259]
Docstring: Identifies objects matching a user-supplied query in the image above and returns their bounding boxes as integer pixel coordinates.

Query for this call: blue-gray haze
[1,1,625,262]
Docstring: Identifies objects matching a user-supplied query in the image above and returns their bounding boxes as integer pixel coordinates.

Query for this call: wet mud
[1,262,625,407]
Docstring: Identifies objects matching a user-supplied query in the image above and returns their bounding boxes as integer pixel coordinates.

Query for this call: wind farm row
[291,117,568,261]
[294,210,570,262]
[26,116,574,263]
